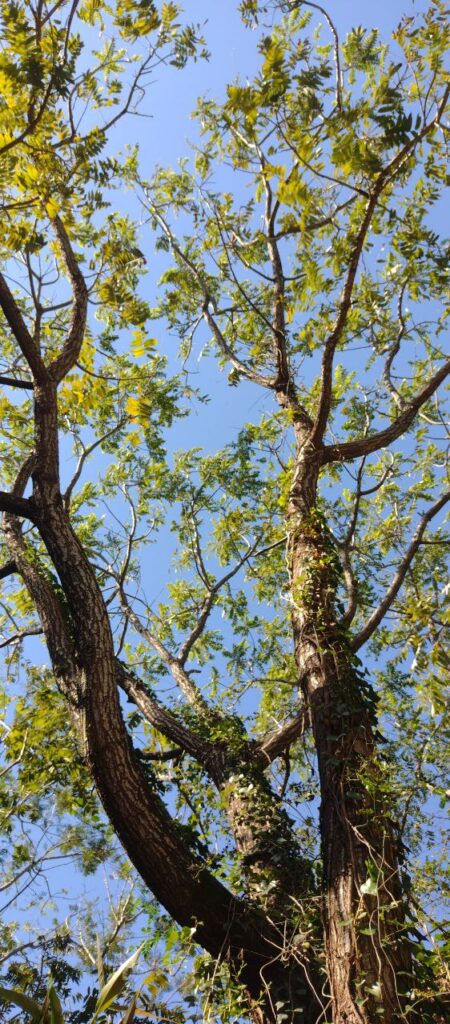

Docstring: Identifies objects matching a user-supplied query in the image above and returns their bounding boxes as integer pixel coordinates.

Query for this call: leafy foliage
[0,1,448,1022]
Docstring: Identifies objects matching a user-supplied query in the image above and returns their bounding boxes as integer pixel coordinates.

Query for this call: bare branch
[0,374,33,390]
[337,456,394,628]
[382,282,408,409]
[147,198,275,388]
[259,146,312,429]
[0,627,43,649]
[202,299,274,388]
[178,538,263,666]
[351,490,450,651]
[63,419,126,508]
[322,353,450,465]
[116,661,211,764]
[117,582,211,714]
[0,273,48,383]
[257,709,309,764]
[289,1,342,110]
[0,491,36,521]
[49,217,88,383]
[0,938,49,968]
[0,560,17,580]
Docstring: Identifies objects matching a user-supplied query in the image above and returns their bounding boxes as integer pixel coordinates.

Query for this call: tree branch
[257,709,309,764]
[311,84,450,448]
[0,559,17,580]
[0,274,48,383]
[322,353,450,465]
[290,1,342,110]
[49,217,88,383]
[0,374,33,390]
[351,490,450,651]
[117,581,211,715]
[147,198,274,388]
[0,492,36,521]
[63,419,126,508]
[0,627,43,649]
[382,281,408,410]
[259,146,312,429]
[116,662,209,765]
[178,536,264,666]
[202,298,274,388]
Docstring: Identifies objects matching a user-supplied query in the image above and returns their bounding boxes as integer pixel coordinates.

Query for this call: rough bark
[13,483,322,1023]
[2,438,323,1024]
[287,439,413,1024]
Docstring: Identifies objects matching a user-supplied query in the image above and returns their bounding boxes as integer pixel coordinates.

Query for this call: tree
[0,1,449,1023]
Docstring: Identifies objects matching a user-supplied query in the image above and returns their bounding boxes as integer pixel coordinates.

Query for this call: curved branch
[178,537,263,666]
[259,147,312,430]
[63,419,126,508]
[322,353,450,465]
[382,281,408,409]
[311,84,450,448]
[290,1,342,110]
[116,662,210,764]
[257,709,309,765]
[117,582,211,714]
[202,299,274,387]
[0,274,48,384]
[0,559,17,580]
[351,489,450,651]
[49,217,88,384]
[0,627,43,649]
[147,199,274,388]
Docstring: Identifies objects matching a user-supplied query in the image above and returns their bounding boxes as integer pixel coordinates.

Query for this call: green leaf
[0,986,45,1022]
[94,947,142,1016]
[48,985,65,1024]
[361,877,378,897]
[120,994,139,1023]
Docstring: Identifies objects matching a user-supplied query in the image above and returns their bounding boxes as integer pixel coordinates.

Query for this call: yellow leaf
[126,397,140,418]
[45,197,59,218]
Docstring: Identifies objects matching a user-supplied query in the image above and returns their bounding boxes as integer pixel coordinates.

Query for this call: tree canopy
[0,2,449,1023]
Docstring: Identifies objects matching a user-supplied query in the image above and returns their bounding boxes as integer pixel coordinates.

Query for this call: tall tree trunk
[287,444,413,1024]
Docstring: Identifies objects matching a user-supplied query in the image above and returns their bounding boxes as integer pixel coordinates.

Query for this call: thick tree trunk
[287,445,413,1024]
[210,743,315,903]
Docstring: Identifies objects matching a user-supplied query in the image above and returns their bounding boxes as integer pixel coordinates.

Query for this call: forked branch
[311,84,450,448]
[352,489,450,650]
[322,353,450,465]
[0,273,48,384]
[116,662,210,763]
